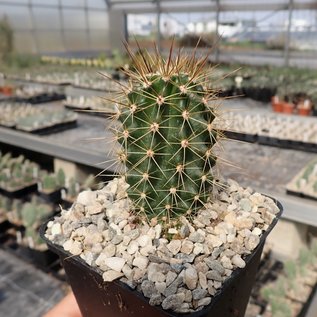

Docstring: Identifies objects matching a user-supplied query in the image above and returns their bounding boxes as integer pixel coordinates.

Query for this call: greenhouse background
[1,0,317,67]
[1,1,317,317]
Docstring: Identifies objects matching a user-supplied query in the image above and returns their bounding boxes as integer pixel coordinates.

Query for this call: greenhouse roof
[106,0,317,13]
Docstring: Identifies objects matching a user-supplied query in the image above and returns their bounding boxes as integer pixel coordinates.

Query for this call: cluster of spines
[108,44,223,222]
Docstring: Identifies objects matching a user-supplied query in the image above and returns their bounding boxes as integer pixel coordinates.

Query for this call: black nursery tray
[64,104,114,117]
[12,93,66,104]
[297,141,317,153]
[0,183,37,198]
[2,237,60,269]
[6,75,71,86]
[286,189,317,202]
[257,135,281,147]
[223,130,257,143]
[38,188,62,203]
[16,120,77,135]
[0,220,12,236]
[64,104,90,111]
[72,85,116,93]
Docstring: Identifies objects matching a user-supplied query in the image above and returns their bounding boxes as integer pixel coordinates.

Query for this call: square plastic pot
[41,200,282,317]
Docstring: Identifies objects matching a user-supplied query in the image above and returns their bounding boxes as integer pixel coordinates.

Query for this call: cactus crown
[112,45,222,222]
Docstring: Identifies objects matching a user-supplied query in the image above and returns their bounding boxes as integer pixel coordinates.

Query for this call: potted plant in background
[42,45,282,317]
[20,197,58,266]
[271,95,284,113]
[38,168,66,203]
[297,99,312,116]
[61,174,97,206]
[282,100,295,114]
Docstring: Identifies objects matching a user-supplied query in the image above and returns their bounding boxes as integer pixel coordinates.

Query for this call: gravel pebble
[46,177,279,314]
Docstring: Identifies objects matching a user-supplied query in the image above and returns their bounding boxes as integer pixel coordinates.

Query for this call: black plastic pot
[41,201,282,317]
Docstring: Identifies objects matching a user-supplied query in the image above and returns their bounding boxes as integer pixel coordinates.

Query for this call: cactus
[284,260,297,280]
[112,45,221,221]
[67,177,78,198]
[0,195,11,212]
[21,200,52,247]
[42,174,58,192]
[83,174,96,189]
[56,168,66,187]
[0,152,12,169]
[21,199,52,229]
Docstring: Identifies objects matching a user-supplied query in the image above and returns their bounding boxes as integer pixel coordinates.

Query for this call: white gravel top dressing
[45,177,279,313]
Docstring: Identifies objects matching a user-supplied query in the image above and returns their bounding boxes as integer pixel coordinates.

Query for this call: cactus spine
[113,46,221,221]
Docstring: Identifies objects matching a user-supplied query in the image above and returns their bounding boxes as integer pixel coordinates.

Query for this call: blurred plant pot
[298,108,311,116]
[271,96,284,113]
[272,102,284,113]
[297,107,311,116]
[282,102,294,114]
[1,86,13,96]
[41,201,282,317]
[297,100,312,116]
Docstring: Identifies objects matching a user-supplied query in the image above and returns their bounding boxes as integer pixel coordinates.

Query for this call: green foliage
[313,181,317,193]
[0,152,12,169]
[115,47,220,221]
[25,226,44,245]
[67,177,78,198]
[0,15,13,62]
[22,201,49,246]
[0,153,39,190]
[20,198,52,229]
[298,248,314,274]
[284,260,297,280]
[42,174,58,192]
[310,238,317,257]
[270,298,292,317]
[11,199,22,217]
[56,168,66,187]
[112,49,128,68]
[5,53,41,69]
[0,195,11,211]
[82,174,96,189]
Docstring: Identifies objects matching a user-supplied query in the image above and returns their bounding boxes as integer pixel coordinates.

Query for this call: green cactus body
[115,48,220,221]
[42,174,57,192]
[56,168,66,187]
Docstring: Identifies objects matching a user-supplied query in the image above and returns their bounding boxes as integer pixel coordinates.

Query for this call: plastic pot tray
[41,201,282,317]
[16,120,77,135]
[0,183,38,198]
[257,135,281,147]
[38,188,62,203]
[64,104,114,118]
[222,130,257,143]
[286,189,317,202]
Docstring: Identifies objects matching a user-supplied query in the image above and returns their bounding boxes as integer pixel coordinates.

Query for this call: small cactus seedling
[21,198,52,229]
[56,168,66,187]
[41,174,58,192]
[67,177,79,198]
[83,174,97,189]
[110,44,222,221]
[21,199,52,247]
